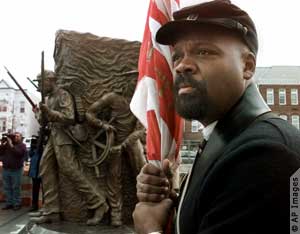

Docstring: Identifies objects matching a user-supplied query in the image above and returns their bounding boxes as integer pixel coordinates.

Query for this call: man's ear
[243,51,256,80]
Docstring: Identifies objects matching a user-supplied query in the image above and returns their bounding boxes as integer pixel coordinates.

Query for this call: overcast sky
[0,0,299,96]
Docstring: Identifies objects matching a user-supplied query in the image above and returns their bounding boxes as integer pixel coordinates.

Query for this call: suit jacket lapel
[193,84,271,182]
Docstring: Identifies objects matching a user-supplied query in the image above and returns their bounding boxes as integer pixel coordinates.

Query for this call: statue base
[21,221,135,234]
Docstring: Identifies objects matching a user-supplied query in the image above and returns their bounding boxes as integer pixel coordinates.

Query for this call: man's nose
[174,56,197,74]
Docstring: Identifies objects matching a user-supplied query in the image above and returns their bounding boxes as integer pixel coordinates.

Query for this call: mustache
[174,73,205,91]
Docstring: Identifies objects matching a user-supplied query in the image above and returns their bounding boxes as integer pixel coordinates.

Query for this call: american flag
[130,0,182,169]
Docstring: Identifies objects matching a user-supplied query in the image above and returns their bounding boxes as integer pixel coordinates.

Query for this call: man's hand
[39,103,49,114]
[133,199,173,234]
[102,123,116,132]
[136,159,176,202]
[110,145,122,154]
[32,105,39,113]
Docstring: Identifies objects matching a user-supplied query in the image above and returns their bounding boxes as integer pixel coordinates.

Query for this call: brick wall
[258,85,300,122]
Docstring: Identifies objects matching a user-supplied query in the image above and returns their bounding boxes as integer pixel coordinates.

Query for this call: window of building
[279,88,286,105]
[279,115,288,121]
[291,115,300,130]
[1,106,7,112]
[0,99,8,112]
[291,89,299,105]
[191,120,200,133]
[0,118,6,132]
[20,101,25,113]
[266,88,274,105]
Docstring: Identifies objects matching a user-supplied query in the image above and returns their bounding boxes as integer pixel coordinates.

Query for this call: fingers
[137,191,166,202]
[137,182,169,194]
[137,172,169,187]
[137,182,169,202]
[141,162,164,177]
[136,163,170,202]
[162,159,173,179]
[136,175,169,202]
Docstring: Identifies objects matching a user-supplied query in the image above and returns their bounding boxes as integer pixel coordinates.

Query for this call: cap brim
[156,19,244,45]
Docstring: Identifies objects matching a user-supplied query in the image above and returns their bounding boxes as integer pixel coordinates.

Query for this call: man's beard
[174,73,210,121]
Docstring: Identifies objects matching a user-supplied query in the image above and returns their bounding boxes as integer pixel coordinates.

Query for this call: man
[31,70,108,225]
[0,132,27,211]
[27,135,41,211]
[86,89,146,226]
[133,1,300,234]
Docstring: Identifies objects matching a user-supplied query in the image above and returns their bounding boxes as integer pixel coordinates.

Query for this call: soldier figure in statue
[31,70,108,225]
[86,81,146,227]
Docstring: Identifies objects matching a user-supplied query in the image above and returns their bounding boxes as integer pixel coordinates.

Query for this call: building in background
[181,120,204,152]
[181,66,300,152]
[0,79,39,138]
[255,66,300,130]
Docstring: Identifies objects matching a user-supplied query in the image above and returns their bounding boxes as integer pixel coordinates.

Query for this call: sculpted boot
[110,209,122,226]
[28,209,44,217]
[30,213,60,224]
[86,203,109,226]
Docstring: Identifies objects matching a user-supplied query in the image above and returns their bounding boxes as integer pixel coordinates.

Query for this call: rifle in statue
[36,51,47,156]
[4,66,37,108]
[27,77,39,89]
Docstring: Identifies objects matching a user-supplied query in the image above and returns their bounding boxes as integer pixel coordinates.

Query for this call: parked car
[180,150,197,164]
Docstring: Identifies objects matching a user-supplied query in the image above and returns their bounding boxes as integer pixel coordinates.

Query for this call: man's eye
[172,53,181,62]
[196,49,210,56]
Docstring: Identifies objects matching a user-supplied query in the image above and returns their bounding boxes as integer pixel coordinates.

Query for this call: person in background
[0,132,27,211]
[133,1,300,234]
[28,135,42,212]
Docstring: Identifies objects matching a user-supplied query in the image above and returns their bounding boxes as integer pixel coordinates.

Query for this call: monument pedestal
[22,221,135,234]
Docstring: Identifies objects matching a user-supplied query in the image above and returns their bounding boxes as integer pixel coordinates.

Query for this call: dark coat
[28,149,42,178]
[177,83,300,234]
[0,142,27,170]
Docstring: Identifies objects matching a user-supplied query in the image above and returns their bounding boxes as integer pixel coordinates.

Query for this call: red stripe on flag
[146,110,161,161]
[138,2,169,81]
[153,49,175,128]
[150,1,170,27]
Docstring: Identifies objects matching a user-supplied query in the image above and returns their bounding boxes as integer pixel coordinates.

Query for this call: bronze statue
[31,71,108,225]
[86,87,146,226]
[28,30,146,227]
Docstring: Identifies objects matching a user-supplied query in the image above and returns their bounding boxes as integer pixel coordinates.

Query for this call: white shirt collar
[202,121,218,141]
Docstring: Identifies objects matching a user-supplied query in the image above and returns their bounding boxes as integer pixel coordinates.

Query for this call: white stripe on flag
[130,76,160,128]
[161,118,173,157]
[149,16,173,73]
